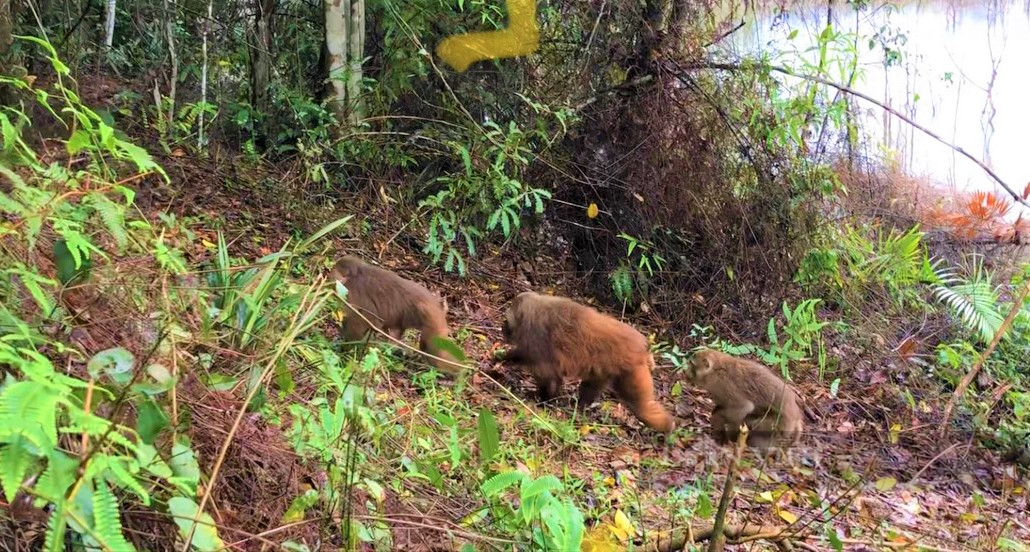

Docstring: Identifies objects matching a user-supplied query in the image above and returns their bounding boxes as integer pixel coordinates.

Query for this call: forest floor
[124,148,1030,552]
[63,77,1028,551]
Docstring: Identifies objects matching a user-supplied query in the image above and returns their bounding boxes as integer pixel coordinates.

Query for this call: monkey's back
[335,257,445,330]
[515,293,651,380]
[706,352,802,427]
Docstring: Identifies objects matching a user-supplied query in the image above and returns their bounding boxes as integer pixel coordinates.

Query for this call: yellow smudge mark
[436,0,540,73]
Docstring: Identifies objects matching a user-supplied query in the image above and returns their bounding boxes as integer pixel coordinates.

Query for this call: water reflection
[722,1,1030,217]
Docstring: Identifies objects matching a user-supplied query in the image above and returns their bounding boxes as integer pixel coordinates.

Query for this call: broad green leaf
[136,399,168,444]
[429,335,467,364]
[87,347,135,386]
[282,489,319,523]
[53,239,90,285]
[168,497,226,551]
[136,444,174,480]
[477,407,499,465]
[66,129,92,154]
[169,443,201,495]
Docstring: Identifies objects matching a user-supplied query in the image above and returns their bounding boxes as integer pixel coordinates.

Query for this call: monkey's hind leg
[613,369,675,433]
[341,315,372,344]
[576,378,608,410]
[533,372,562,405]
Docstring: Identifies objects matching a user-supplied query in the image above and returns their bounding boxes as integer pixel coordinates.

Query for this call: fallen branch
[668,59,1030,209]
[940,278,1030,431]
[647,523,792,552]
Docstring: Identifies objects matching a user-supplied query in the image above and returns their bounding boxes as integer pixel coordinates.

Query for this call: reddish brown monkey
[331,256,463,374]
[501,291,675,433]
[685,348,803,452]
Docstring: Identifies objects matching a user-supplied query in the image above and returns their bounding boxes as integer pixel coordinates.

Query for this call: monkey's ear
[692,354,713,378]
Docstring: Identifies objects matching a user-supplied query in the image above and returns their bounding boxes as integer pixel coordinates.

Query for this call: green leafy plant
[420,117,559,275]
[933,256,1005,344]
[480,470,585,550]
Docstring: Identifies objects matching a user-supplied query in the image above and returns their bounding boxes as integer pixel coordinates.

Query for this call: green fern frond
[42,507,68,551]
[105,457,151,506]
[933,259,1004,343]
[609,264,634,303]
[480,470,525,497]
[91,480,135,551]
[88,193,128,250]
[0,440,34,502]
[0,381,61,448]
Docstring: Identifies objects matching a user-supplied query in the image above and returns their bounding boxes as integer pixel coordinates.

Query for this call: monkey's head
[503,291,538,340]
[685,348,719,383]
[332,256,365,282]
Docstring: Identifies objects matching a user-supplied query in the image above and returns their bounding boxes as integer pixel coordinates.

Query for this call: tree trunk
[104,0,116,47]
[324,0,365,127]
[0,0,17,106]
[250,0,275,145]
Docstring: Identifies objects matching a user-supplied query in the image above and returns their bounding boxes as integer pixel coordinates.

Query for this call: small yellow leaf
[586,203,599,219]
[201,239,216,249]
[875,476,897,492]
[888,423,902,444]
[579,424,592,435]
[602,476,616,487]
[757,491,774,503]
[610,510,634,541]
[778,509,798,524]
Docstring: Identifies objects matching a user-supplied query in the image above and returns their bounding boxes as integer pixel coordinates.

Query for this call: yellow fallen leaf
[889,423,902,444]
[609,510,634,541]
[875,476,897,492]
[757,491,774,503]
[579,424,592,435]
[201,239,216,249]
[582,526,622,552]
[778,509,798,524]
[586,202,599,219]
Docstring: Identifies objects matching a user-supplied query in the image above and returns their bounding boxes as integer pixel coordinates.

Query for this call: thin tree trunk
[198,0,211,149]
[164,0,178,128]
[347,0,364,124]
[250,0,275,144]
[324,0,365,127]
[104,0,115,47]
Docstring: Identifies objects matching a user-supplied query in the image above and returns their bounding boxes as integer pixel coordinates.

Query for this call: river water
[720,0,1030,218]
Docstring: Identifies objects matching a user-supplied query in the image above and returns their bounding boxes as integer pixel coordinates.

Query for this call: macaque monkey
[685,349,803,453]
[500,291,675,433]
[331,256,463,374]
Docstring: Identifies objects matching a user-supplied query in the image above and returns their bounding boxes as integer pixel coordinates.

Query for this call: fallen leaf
[778,509,798,524]
[610,510,635,541]
[586,203,599,219]
[875,476,897,492]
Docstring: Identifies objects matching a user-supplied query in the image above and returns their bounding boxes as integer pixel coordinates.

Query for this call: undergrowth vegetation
[2,0,1030,549]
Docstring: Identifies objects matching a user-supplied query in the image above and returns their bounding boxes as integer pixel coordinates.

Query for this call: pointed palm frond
[932,259,1005,344]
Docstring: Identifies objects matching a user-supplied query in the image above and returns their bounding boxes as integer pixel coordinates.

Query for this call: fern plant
[933,256,1005,344]
[480,470,585,550]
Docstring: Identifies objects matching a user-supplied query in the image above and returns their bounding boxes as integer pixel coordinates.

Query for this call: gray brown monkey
[331,256,462,374]
[685,348,803,452]
[501,291,675,433]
